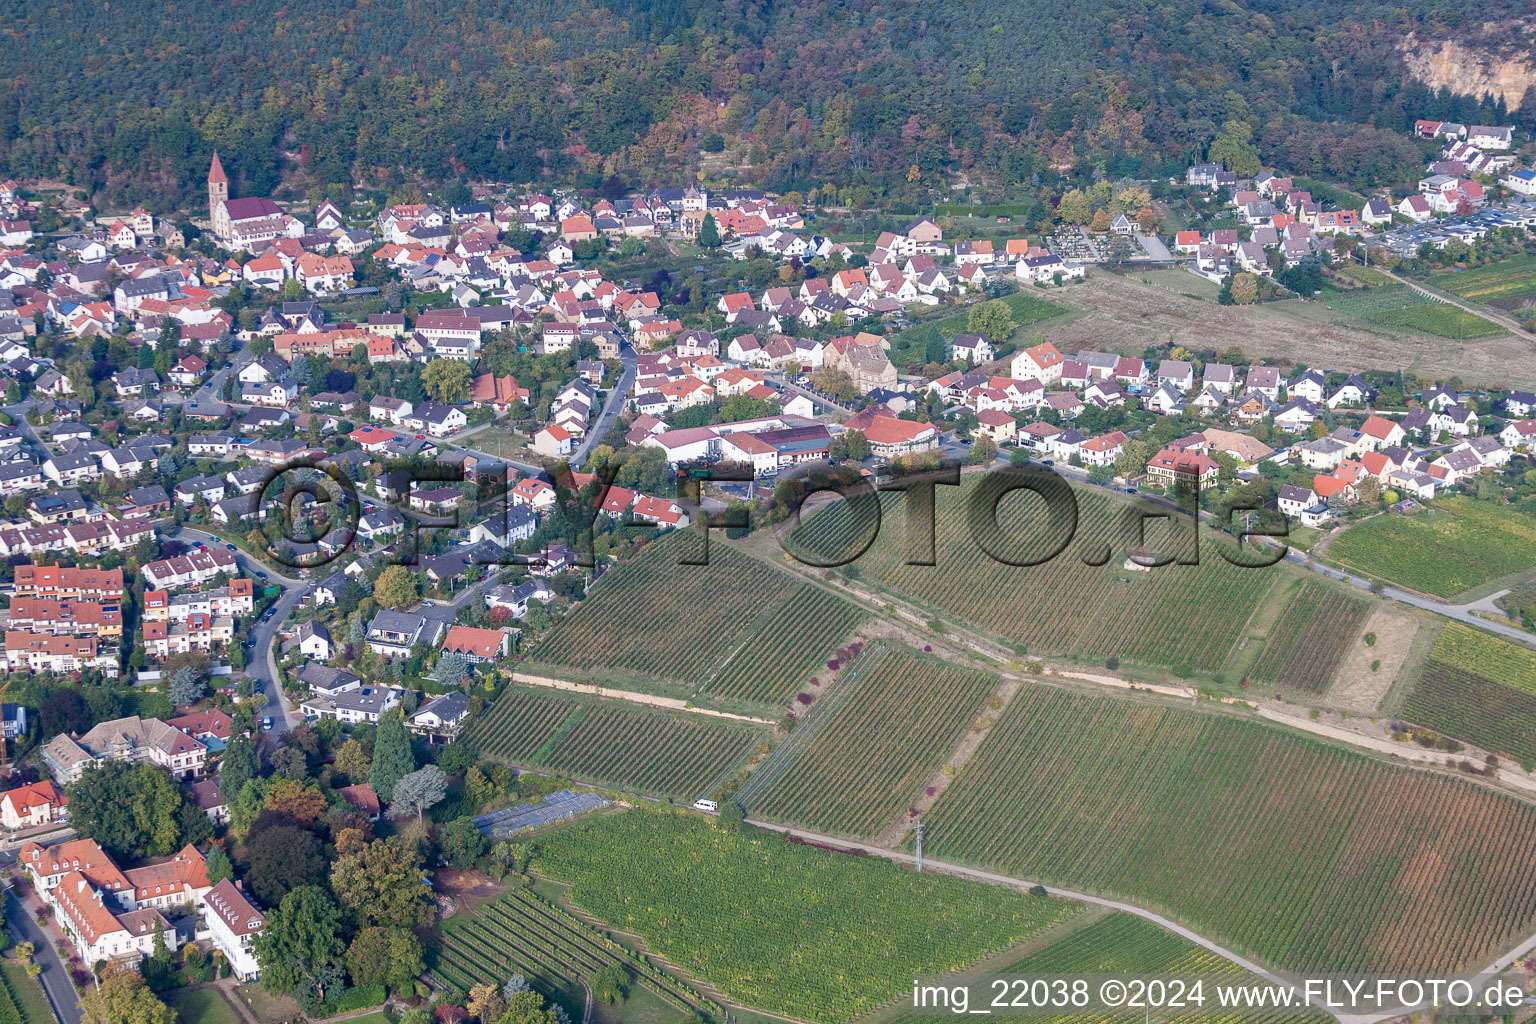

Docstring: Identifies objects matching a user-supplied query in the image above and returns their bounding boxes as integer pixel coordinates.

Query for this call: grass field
[0,961,51,1024]
[471,685,765,799]
[917,682,1536,974]
[1245,581,1370,692]
[787,479,1286,676]
[529,809,1082,1024]
[1401,624,1536,766]
[1328,497,1536,599]
[429,885,716,1023]
[888,290,1069,365]
[1433,255,1536,310]
[876,912,1326,1024]
[524,532,864,711]
[742,645,997,838]
[1319,284,1504,339]
[168,989,241,1024]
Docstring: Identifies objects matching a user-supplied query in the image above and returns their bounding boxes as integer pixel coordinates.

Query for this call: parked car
[262,717,273,731]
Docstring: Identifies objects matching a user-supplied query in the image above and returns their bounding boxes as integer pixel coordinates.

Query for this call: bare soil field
[1324,607,1420,715]
[1043,272,1536,388]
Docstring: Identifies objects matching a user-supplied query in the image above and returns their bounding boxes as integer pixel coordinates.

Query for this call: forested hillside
[3,0,1531,210]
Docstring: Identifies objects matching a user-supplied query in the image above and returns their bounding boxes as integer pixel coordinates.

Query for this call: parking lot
[1369,197,1536,259]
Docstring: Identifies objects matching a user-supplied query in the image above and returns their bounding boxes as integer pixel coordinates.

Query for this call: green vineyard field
[471,686,765,799]
[746,646,997,837]
[524,532,863,709]
[429,886,717,1020]
[787,480,1275,674]
[917,683,1536,974]
[1246,581,1369,692]
[530,810,1080,1024]
[1401,624,1536,765]
[1328,499,1536,599]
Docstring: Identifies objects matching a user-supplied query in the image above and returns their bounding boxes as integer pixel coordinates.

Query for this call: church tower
[207,151,229,230]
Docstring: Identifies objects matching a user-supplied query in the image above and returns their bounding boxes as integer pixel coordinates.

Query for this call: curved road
[176,527,302,734]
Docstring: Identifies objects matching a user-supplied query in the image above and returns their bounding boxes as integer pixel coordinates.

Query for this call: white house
[203,879,264,981]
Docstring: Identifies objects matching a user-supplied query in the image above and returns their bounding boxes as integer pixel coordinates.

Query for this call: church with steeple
[204,152,300,252]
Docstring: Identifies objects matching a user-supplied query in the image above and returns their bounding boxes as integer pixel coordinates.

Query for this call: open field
[471,421,534,461]
[1245,581,1370,693]
[529,809,1082,1024]
[524,533,864,711]
[918,682,1536,974]
[788,479,1300,677]
[1040,272,1534,388]
[1401,624,1536,766]
[1433,255,1536,310]
[875,912,1326,1024]
[471,685,765,799]
[742,644,998,838]
[168,989,240,1024]
[1327,498,1536,600]
[0,961,51,1024]
[429,885,714,1023]
[1319,285,1504,339]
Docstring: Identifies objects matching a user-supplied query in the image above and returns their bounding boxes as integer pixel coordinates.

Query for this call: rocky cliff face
[1402,35,1535,110]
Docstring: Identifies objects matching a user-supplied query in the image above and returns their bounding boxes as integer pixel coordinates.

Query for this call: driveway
[4,888,79,1024]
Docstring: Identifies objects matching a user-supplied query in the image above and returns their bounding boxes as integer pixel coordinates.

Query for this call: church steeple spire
[207,151,229,231]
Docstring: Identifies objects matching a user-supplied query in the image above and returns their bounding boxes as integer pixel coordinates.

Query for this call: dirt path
[1255,705,1536,798]
[872,678,1020,848]
[511,672,777,725]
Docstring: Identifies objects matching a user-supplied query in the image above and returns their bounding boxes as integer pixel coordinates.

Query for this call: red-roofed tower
[207,152,229,229]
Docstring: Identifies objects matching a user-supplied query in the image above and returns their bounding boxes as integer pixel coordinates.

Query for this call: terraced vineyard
[531,809,1081,1024]
[918,683,1536,974]
[1246,581,1370,692]
[525,532,862,709]
[429,886,720,1019]
[1401,624,1536,766]
[1329,497,1536,599]
[745,646,998,837]
[879,913,1326,1024]
[788,481,1274,674]
[471,686,765,798]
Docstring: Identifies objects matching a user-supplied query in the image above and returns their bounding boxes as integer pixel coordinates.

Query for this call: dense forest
[2,0,1532,211]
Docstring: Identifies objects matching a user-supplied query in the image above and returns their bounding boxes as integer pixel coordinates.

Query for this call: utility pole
[913,821,924,873]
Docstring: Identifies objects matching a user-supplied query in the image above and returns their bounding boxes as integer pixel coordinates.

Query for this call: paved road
[176,527,301,734]
[571,340,637,468]
[1278,548,1536,648]
[4,888,79,1024]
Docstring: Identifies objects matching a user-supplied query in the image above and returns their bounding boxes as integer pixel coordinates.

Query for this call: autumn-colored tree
[423,358,472,404]
[1230,272,1259,304]
[264,779,328,828]
[374,565,420,609]
[1136,207,1158,233]
[1088,208,1113,234]
[79,965,175,1024]
[1057,189,1091,225]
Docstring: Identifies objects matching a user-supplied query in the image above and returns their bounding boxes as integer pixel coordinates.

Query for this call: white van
[692,798,719,813]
